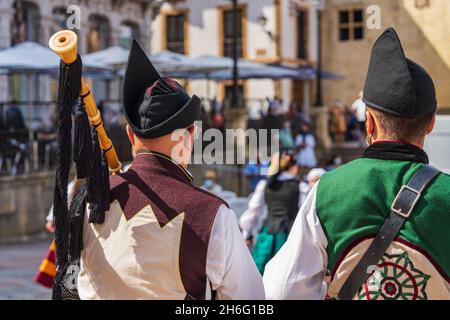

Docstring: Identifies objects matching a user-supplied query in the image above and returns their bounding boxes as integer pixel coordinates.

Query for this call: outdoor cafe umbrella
[0,42,110,137]
[0,41,107,72]
[0,42,62,140]
[119,50,228,77]
[267,63,345,81]
[85,48,201,99]
[92,48,202,73]
[161,54,262,97]
[167,63,300,80]
[168,61,344,81]
[82,46,131,102]
[117,51,231,97]
[82,46,130,68]
[150,50,200,72]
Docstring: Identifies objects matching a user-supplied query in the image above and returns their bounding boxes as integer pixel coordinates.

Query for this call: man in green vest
[263,27,450,300]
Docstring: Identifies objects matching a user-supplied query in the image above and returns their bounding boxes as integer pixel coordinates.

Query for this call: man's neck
[371,137,425,150]
[134,146,189,169]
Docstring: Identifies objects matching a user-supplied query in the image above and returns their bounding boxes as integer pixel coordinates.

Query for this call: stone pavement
[0,239,53,300]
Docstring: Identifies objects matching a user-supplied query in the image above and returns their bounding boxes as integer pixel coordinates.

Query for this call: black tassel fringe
[87,128,110,224]
[72,99,92,179]
[53,56,82,269]
[68,183,87,261]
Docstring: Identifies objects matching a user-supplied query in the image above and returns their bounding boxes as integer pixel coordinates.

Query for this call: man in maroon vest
[77,40,264,300]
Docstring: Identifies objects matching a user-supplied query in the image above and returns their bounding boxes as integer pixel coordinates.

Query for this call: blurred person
[44,178,84,233]
[210,95,222,114]
[264,28,450,300]
[36,177,85,288]
[75,41,264,300]
[211,97,225,135]
[299,168,327,206]
[296,104,312,131]
[352,91,367,145]
[325,154,343,171]
[295,122,317,171]
[261,107,282,131]
[274,97,284,115]
[243,155,270,192]
[286,101,298,120]
[329,100,346,144]
[5,100,26,131]
[240,151,300,275]
[201,169,223,195]
[266,96,275,112]
[279,120,295,150]
[345,103,358,142]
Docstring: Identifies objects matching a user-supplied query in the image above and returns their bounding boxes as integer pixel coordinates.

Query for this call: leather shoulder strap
[338,165,441,300]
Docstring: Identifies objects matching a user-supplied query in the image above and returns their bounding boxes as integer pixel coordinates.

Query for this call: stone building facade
[0,0,154,109]
[151,0,324,118]
[322,0,450,110]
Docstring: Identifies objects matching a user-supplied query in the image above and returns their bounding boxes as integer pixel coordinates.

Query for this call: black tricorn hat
[123,39,201,138]
[363,27,437,119]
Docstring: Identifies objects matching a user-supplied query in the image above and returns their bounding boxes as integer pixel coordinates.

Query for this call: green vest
[316,158,450,280]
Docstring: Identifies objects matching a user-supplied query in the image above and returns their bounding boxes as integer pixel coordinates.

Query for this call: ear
[126,125,135,146]
[366,109,375,137]
[426,114,436,135]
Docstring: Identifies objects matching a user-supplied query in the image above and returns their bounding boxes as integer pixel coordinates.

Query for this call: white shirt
[239,172,307,241]
[263,184,329,299]
[295,134,317,168]
[78,204,265,300]
[352,98,367,122]
[207,205,265,299]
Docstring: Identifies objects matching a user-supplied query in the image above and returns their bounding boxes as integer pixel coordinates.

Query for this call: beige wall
[322,0,450,110]
[0,172,54,242]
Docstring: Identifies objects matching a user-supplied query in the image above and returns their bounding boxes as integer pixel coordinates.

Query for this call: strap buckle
[391,185,421,218]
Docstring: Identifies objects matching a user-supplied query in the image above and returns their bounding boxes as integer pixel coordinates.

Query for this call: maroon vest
[109,151,225,299]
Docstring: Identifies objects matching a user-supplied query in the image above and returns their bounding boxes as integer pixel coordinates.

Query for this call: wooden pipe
[49,30,121,173]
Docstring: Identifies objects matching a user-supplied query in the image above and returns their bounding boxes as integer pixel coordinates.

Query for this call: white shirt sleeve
[238,180,267,240]
[306,134,316,148]
[299,181,310,208]
[263,184,328,300]
[295,134,302,146]
[206,204,265,300]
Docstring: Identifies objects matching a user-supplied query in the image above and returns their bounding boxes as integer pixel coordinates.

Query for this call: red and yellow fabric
[35,240,56,288]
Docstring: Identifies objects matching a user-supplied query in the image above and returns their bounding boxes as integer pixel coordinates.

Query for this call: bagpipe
[43,30,122,299]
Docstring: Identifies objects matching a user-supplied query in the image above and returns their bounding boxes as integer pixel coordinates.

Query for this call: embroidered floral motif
[357,252,431,300]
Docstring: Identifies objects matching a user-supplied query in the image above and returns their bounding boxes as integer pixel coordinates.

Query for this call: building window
[166,14,185,54]
[297,10,308,60]
[338,9,364,41]
[222,8,243,58]
[11,1,41,45]
[87,15,111,52]
[52,7,68,34]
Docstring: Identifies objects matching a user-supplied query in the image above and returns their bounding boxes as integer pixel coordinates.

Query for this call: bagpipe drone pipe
[48,30,122,299]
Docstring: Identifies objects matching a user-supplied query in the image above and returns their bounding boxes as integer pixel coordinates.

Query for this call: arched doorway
[119,21,141,49]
